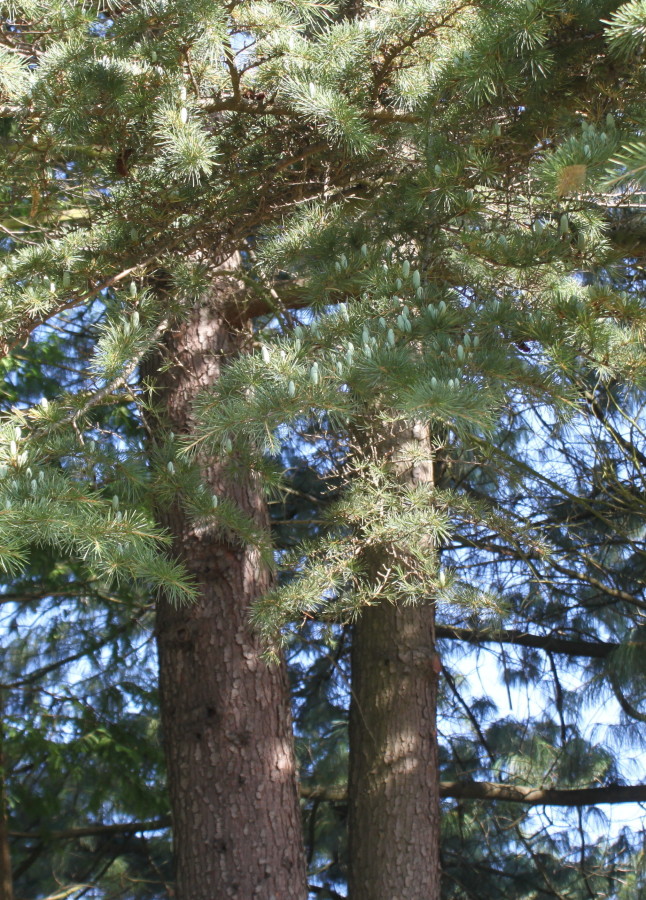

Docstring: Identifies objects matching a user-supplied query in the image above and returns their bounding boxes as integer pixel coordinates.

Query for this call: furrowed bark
[348,423,441,900]
[0,695,13,900]
[144,269,307,900]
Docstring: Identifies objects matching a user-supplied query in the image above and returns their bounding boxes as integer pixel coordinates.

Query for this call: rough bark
[145,269,307,900]
[348,424,442,900]
[0,696,13,900]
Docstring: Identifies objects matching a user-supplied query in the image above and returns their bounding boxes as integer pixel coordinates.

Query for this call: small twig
[67,319,168,428]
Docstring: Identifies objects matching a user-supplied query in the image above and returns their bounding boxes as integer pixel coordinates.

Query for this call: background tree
[2,0,646,899]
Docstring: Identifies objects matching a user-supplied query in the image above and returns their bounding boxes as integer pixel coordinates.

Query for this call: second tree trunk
[348,423,442,900]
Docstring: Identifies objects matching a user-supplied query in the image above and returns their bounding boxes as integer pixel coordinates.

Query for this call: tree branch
[9,818,171,842]
[11,777,646,844]
[197,95,420,124]
[299,781,646,807]
[434,624,624,660]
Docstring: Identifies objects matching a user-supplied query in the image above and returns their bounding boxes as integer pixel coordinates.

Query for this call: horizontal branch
[440,781,646,806]
[10,817,171,842]
[198,96,420,124]
[300,781,646,807]
[11,779,646,843]
[434,624,624,660]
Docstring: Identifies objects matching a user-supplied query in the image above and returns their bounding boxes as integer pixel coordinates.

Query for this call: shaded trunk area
[0,696,13,900]
[348,424,441,900]
[145,270,307,900]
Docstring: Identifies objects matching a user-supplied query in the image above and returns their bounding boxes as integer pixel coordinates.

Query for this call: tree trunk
[145,269,307,900]
[348,424,442,900]
[0,695,13,900]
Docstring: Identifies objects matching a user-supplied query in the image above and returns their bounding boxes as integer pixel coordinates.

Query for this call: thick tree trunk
[146,270,307,900]
[348,424,442,900]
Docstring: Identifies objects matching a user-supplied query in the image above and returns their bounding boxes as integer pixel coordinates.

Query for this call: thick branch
[10,779,646,845]
[300,781,646,807]
[440,781,646,806]
[435,624,624,660]
[9,818,171,842]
